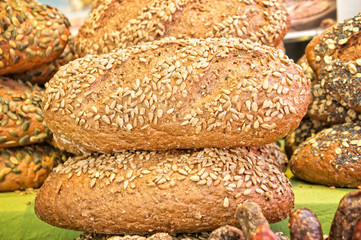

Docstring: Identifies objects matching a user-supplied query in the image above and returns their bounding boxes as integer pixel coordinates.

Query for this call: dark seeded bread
[290,122,361,188]
[0,0,70,75]
[35,146,294,234]
[75,0,290,57]
[43,38,310,154]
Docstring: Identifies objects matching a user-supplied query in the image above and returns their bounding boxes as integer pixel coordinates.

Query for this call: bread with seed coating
[290,122,361,188]
[0,0,70,75]
[0,77,52,148]
[43,38,310,154]
[35,145,294,234]
[0,144,63,192]
[75,0,290,57]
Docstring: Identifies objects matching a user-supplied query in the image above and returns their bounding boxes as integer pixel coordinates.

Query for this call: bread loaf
[0,0,70,75]
[290,122,361,188]
[75,0,290,57]
[0,77,52,148]
[0,144,64,192]
[306,12,361,113]
[44,38,310,154]
[7,36,76,85]
[35,145,294,234]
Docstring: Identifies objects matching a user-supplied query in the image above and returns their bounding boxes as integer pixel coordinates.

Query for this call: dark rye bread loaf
[75,0,290,57]
[306,12,361,113]
[0,0,70,75]
[35,145,294,234]
[0,144,64,192]
[43,38,310,154]
[0,77,52,148]
[290,122,361,188]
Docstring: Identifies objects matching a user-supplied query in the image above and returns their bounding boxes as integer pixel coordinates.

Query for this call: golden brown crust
[0,0,71,75]
[0,77,52,148]
[75,0,290,57]
[306,12,361,112]
[7,36,76,85]
[44,38,310,154]
[35,146,294,234]
[290,122,361,188]
[0,144,64,192]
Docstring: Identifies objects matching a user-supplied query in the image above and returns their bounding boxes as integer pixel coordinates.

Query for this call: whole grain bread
[0,77,52,148]
[43,38,310,154]
[75,0,290,57]
[0,144,64,192]
[7,36,76,85]
[290,122,361,188]
[306,12,361,113]
[0,0,70,75]
[35,146,294,234]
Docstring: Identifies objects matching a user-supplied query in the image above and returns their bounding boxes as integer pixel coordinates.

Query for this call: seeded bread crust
[0,0,70,75]
[306,12,361,113]
[74,0,290,57]
[7,36,76,85]
[0,144,63,192]
[290,122,361,188]
[35,146,294,234]
[0,77,52,148]
[44,38,310,154]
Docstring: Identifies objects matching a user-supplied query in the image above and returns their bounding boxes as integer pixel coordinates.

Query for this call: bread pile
[34,0,311,237]
[286,12,361,188]
[0,0,73,191]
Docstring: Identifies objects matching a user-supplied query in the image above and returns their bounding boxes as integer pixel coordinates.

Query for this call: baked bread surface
[0,0,70,75]
[290,122,361,188]
[44,37,310,154]
[35,145,294,234]
[75,0,290,56]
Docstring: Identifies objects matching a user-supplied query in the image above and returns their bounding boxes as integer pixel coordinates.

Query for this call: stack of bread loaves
[0,0,72,191]
[286,12,361,188]
[34,0,310,237]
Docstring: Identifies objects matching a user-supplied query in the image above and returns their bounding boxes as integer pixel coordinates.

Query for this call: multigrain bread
[0,0,70,75]
[284,117,330,157]
[75,0,290,57]
[290,122,361,188]
[0,144,64,192]
[8,36,76,85]
[306,12,361,112]
[43,38,310,154]
[0,77,52,148]
[35,146,294,234]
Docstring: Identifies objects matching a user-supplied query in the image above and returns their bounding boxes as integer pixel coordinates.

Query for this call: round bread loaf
[35,145,294,234]
[0,144,64,192]
[0,0,71,75]
[306,12,361,112]
[290,122,361,188]
[44,38,310,154]
[0,77,52,148]
[7,36,76,85]
[75,0,290,57]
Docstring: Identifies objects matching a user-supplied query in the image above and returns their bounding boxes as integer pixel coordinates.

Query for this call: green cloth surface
[0,175,357,240]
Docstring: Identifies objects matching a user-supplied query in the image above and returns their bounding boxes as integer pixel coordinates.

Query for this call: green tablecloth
[0,174,357,240]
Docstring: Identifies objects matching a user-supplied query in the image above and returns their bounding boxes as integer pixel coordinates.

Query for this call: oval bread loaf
[0,77,52,148]
[34,145,294,234]
[75,0,290,57]
[0,144,64,192]
[44,38,310,154]
[290,122,361,188]
[0,0,71,75]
